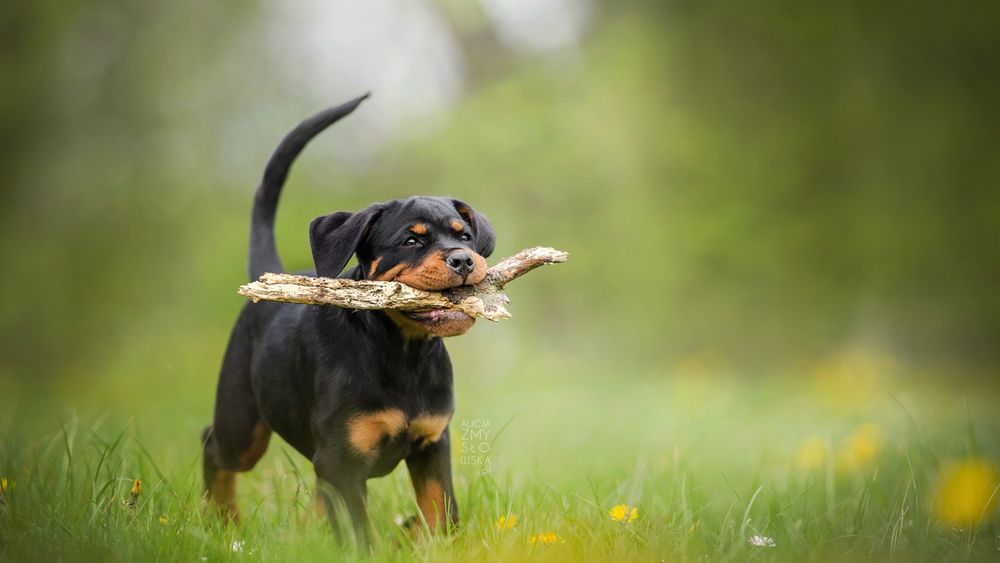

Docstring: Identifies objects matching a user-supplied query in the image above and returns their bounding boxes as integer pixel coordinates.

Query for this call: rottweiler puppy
[202,94,495,541]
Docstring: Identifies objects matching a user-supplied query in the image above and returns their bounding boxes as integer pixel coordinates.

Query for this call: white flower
[748,535,776,548]
[228,541,257,555]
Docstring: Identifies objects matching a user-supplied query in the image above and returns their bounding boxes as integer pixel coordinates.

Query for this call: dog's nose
[446,250,474,278]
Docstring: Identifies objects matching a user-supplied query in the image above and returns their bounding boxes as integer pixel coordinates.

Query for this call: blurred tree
[1,0,998,384]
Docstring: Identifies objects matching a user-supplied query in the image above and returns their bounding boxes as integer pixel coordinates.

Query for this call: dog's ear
[309,205,383,277]
[452,199,495,258]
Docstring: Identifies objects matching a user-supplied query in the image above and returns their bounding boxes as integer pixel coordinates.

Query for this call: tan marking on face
[374,250,487,290]
[373,262,409,282]
[414,478,446,533]
[466,252,488,285]
[410,223,427,235]
[409,413,452,448]
[377,250,481,336]
[385,310,435,339]
[237,421,271,470]
[387,310,475,338]
[347,409,407,458]
[368,256,382,278]
[393,250,458,291]
[451,220,464,233]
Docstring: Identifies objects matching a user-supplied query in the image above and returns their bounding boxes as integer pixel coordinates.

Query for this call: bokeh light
[932,459,1000,529]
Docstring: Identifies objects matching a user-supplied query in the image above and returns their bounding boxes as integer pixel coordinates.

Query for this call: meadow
[3,344,999,562]
[3,2,999,561]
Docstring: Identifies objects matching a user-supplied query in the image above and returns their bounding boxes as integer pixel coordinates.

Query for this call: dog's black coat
[203,95,494,538]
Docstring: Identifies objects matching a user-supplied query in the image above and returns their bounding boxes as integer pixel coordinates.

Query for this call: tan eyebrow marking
[410,223,428,235]
[451,220,464,233]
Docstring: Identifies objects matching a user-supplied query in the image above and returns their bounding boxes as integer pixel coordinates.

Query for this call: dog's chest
[346,409,452,462]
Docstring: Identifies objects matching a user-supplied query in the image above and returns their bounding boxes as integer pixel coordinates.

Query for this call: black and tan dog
[202,94,494,540]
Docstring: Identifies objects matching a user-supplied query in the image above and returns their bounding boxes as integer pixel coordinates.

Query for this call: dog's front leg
[405,428,458,534]
[313,448,371,545]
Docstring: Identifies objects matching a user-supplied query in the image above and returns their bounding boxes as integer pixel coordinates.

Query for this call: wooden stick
[237,246,568,321]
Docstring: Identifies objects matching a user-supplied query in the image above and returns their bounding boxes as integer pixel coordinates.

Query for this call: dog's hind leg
[201,426,238,520]
[203,307,272,521]
[202,423,270,522]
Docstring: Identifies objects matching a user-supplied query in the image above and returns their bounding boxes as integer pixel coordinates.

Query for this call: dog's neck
[342,265,444,345]
[367,311,449,389]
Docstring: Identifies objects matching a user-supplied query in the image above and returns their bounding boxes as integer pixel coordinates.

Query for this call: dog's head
[309,196,495,338]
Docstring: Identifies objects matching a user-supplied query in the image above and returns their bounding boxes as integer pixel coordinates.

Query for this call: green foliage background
[1,1,999,560]
[3,2,998,382]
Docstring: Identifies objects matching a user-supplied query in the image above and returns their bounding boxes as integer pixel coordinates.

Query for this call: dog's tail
[248,93,370,281]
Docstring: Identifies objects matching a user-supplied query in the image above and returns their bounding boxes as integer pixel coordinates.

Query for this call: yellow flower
[836,424,884,472]
[159,516,169,526]
[125,479,142,510]
[496,515,517,529]
[0,478,9,494]
[529,532,562,545]
[811,348,895,410]
[609,504,639,523]
[932,459,1000,528]
[795,437,827,471]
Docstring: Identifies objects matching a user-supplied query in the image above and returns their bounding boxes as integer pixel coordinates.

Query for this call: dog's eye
[460,233,472,242]
[402,236,422,247]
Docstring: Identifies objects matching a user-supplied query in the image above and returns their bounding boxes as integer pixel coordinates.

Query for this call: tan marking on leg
[296,485,328,525]
[209,470,240,521]
[315,485,327,518]
[410,223,427,235]
[238,422,271,470]
[451,220,464,233]
[415,478,446,533]
[347,409,407,458]
[409,413,452,448]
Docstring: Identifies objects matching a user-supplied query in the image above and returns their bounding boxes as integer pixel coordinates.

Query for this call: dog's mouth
[400,309,475,337]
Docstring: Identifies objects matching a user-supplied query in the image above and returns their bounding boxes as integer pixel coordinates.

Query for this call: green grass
[2,348,999,562]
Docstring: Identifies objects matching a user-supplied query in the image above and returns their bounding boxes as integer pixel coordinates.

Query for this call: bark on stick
[237,246,568,321]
